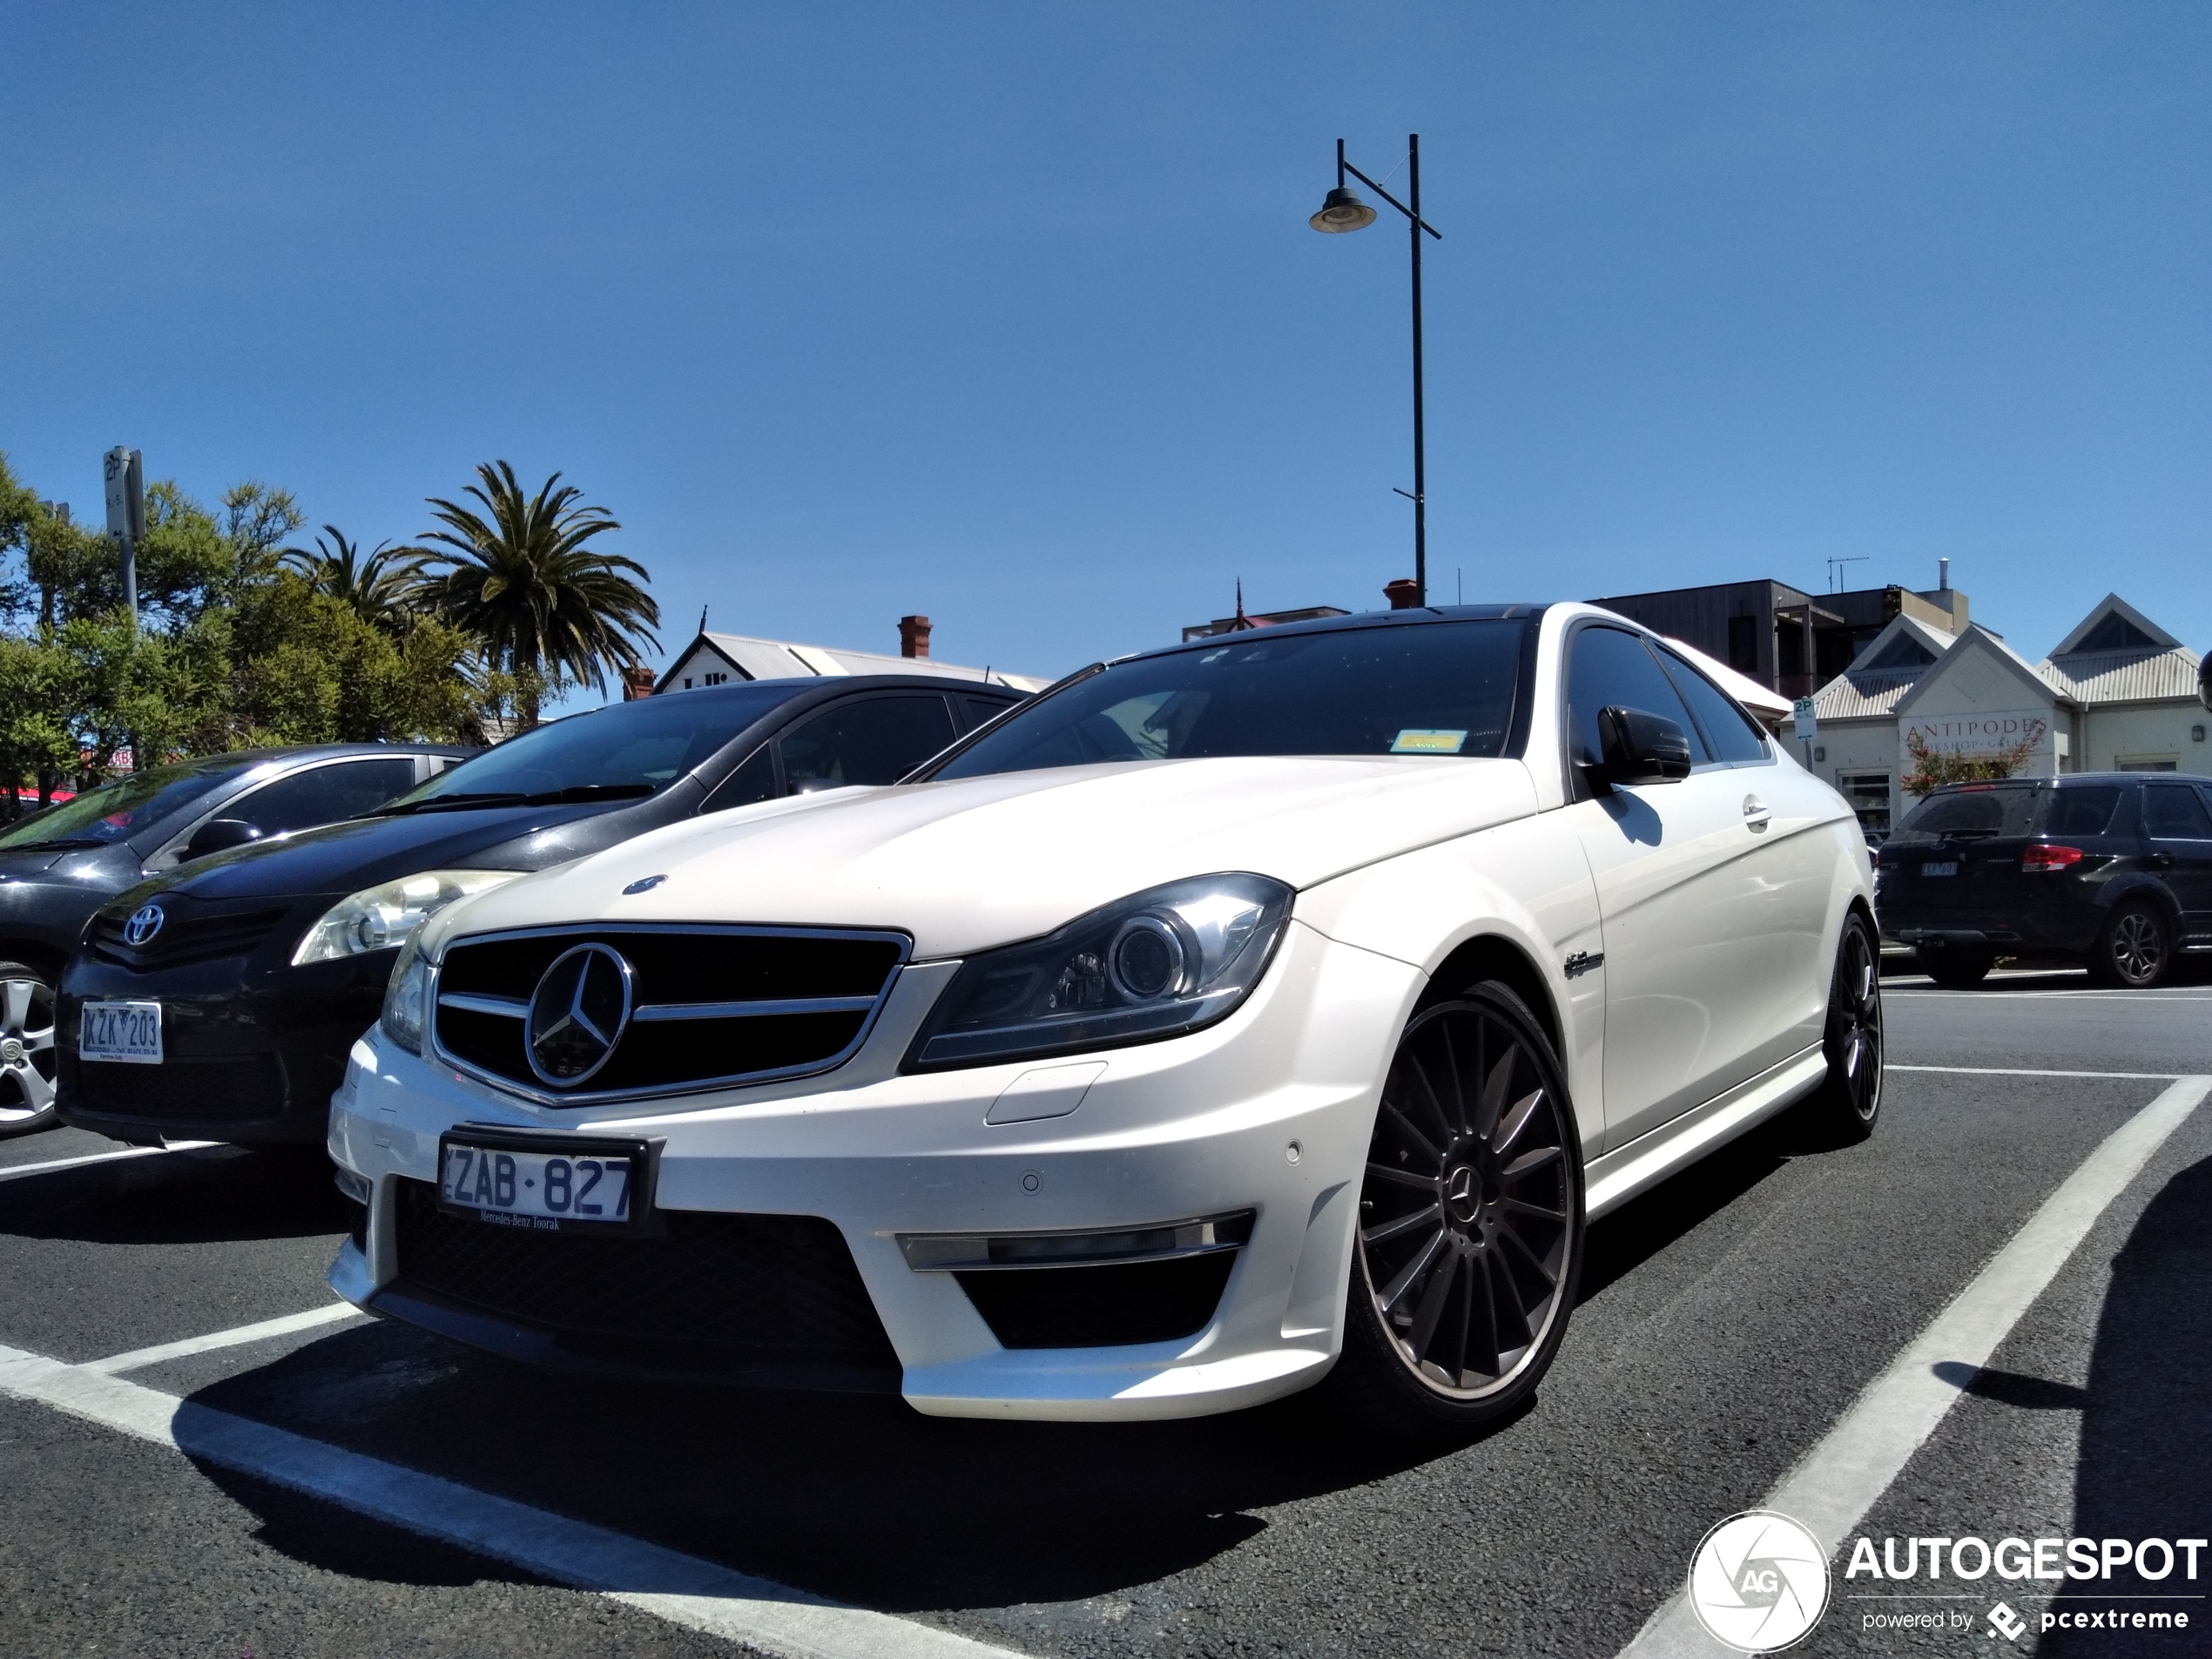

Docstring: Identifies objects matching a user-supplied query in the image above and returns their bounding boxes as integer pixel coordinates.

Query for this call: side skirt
[1582,1043,1828,1221]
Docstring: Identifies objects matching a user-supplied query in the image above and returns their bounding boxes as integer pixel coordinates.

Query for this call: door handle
[1743,795,1771,832]
[2151,850,2175,870]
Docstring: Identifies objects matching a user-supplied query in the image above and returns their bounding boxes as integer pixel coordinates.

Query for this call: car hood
[132,799,632,902]
[426,756,1541,961]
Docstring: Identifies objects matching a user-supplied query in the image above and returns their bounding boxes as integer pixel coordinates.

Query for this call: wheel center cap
[0,1038,19,1063]
[1445,1164,1482,1224]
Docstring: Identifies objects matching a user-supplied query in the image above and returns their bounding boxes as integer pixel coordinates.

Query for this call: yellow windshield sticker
[1391,729,1468,755]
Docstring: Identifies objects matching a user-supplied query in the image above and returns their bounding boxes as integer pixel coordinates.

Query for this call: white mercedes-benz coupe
[328,603,1881,1438]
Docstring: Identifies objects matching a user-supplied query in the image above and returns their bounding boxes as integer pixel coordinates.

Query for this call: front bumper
[327,919,1423,1420]
[58,947,395,1146]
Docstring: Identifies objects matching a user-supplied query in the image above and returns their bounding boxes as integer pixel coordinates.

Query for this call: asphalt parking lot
[3,968,2208,1658]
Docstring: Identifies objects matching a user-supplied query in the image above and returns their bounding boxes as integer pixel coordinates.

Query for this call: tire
[1917,948,1992,988]
[2090,899,2172,988]
[1806,914,1884,1142]
[1323,981,1585,1440]
[0,961,60,1139]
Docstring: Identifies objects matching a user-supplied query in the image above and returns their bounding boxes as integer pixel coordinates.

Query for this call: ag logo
[122,905,165,947]
[1687,1510,1830,1652]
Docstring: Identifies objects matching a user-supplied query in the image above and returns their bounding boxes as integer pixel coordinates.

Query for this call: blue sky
[6,3,2208,702]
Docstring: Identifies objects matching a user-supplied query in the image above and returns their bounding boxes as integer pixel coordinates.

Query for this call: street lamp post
[1312,135,1443,607]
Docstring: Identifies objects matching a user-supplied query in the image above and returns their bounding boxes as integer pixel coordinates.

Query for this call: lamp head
[1310,185,1378,233]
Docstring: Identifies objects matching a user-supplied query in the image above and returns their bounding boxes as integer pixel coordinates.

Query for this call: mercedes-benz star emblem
[525,943,635,1087]
[122,904,165,948]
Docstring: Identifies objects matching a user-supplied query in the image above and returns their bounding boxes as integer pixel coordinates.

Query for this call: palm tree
[410,462,660,729]
[281,527,430,636]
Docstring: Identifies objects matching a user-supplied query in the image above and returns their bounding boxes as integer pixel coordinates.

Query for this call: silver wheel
[0,966,58,1136]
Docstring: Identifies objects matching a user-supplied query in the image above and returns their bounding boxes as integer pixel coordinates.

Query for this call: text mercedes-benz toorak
[57,677,1019,1148]
[329,604,1882,1436]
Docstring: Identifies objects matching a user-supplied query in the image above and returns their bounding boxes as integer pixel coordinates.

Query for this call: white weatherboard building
[658,630,1049,694]
[1806,593,2209,840]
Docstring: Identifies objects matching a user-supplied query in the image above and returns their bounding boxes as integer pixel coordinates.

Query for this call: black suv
[55,675,1022,1148]
[1878,772,2212,988]
[0,744,470,1136]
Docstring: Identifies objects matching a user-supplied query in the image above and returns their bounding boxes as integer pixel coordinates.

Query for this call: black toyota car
[0,743,471,1136]
[1878,772,2212,988]
[55,675,1024,1147]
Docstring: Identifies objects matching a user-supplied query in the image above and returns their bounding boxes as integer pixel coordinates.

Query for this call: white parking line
[0,1142,215,1183]
[1618,1073,2212,1657]
[1889,1064,2183,1079]
[0,1345,1028,1659]
[83,1303,365,1374]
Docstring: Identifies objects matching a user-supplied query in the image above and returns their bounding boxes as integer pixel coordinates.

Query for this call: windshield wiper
[371,792,531,816]
[374,784,655,817]
[10,837,115,852]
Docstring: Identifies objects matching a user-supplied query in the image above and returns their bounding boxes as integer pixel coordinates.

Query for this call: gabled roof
[2037,645,2203,705]
[1892,624,2074,718]
[2049,593,2180,657]
[658,631,1049,693]
[1809,612,1958,722]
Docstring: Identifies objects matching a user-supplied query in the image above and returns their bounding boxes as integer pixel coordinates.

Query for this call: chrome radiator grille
[431,924,907,1103]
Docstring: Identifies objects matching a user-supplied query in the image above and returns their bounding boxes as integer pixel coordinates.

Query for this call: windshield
[931,620,1526,780]
[0,759,247,850]
[393,684,806,807]
[1892,785,2042,843]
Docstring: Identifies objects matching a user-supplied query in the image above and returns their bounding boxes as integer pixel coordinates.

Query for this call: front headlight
[905,873,1293,1070]
[380,934,429,1055]
[292,870,523,965]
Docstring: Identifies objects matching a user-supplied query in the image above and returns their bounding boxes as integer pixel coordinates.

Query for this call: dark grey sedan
[0,743,470,1136]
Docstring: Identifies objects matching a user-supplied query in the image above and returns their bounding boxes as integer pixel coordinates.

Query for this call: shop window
[1838,772,1892,842]
[2118,757,2180,772]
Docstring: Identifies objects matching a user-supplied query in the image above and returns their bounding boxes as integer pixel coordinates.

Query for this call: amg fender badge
[1563,950,1605,979]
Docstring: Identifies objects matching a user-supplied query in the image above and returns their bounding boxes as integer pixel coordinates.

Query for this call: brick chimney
[1383,578,1421,610]
[621,664,658,700]
[899,615,932,659]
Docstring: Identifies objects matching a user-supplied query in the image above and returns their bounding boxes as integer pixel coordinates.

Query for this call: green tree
[282,526,429,636]
[412,461,659,729]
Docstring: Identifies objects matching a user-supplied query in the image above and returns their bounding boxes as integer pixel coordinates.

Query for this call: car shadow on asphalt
[1577,1096,1866,1306]
[0,1146,349,1244]
[177,1310,1484,1609]
[2040,1150,2212,1656]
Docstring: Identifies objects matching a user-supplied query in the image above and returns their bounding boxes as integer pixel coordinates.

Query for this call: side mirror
[1588,706,1694,788]
[183,818,263,860]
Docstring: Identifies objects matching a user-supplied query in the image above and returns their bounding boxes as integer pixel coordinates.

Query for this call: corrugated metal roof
[2036,646,2202,706]
[1812,670,1924,720]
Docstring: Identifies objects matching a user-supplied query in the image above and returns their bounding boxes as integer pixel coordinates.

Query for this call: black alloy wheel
[1809,914,1884,1140]
[1326,981,1583,1439]
[2092,900,2171,989]
[0,961,59,1138]
[1918,948,1992,989]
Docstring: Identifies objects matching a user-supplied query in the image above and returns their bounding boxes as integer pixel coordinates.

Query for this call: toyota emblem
[122,904,165,948]
[525,943,635,1087]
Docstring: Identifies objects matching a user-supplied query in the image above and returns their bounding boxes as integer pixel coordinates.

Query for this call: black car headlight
[906,873,1293,1070]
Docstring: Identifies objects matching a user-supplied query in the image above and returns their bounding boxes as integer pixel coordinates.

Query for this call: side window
[2141,783,2212,840]
[1655,645,1769,765]
[226,759,419,838]
[2042,786,2122,838]
[954,694,1015,733]
[776,696,959,792]
[700,745,777,814]
[1564,627,1703,770]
